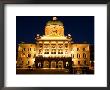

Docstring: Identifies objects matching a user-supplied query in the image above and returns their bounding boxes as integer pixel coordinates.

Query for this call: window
[34,48,36,51]
[73,54,74,58]
[66,62,69,67]
[34,54,36,58]
[65,44,68,48]
[24,48,25,51]
[77,48,79,51]
[78,61,80,65]
[65,50,68,54]
[28,61,29,65]
[83,53,87,58]
[28,54,31,58]
[22,53,25,57]
[58,49,63,54]
[83,48,85,51]
[30,48,31,51]
[38,62,41,67]
[39,49,42,54]
[58,44,63,48]
[51,44,56,48]
[44,44,49,48]
[44,49,49,54]
[77,54,80,58]
[51,49,56,54]
[39,44,43,48]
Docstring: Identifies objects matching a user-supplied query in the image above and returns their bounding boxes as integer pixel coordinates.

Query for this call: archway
[43,61,49,68]
[38,62,41,68]
[51,61,56,68]
[58,61,63,68]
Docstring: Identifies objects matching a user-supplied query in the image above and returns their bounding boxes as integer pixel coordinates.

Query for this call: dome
[45,17,64,36]
[46,20,63,26]
[46,17,63,26]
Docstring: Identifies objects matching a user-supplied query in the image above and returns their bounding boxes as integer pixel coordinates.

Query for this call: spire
[53,17,57,21]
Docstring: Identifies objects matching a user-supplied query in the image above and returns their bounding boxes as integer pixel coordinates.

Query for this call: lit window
[78,61,80,65]
[66,62,69,67]
[44,49,49,54]
[51,49,56,54]
[28,54,31,58]
[34,54,36,58]
[39,44,43,48]
[28,61,29,65]
[44,44,49,48]
[39,49,42,54]
[38,62,41,67]
[51,44,56,48]
[22,53,25,57]
[83,53,87,58]
[58,49,63,54]
[58,44,63,48]
[73,54,74,58]
[65,44,68,48]
[83,48,85,51]
[77,48,79,51]
[65,50,68,54]
[77,54,80,58]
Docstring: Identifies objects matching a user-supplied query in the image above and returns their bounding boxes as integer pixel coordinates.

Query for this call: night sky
[16,16,94,44]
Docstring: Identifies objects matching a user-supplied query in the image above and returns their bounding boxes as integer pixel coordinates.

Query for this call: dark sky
[16,16,94,44]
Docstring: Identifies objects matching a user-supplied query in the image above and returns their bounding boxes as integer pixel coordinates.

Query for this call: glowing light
[53,17,57,20]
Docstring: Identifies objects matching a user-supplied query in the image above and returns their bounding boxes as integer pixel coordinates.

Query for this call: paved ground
[16,68,70,74]
[16,68,94,74]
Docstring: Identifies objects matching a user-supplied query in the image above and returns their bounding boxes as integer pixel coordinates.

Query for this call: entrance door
[51,61,56,68]
[58,61,63,68]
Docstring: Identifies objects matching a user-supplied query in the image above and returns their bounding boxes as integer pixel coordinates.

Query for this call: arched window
[83,53,86,58]
[28,61,29,65]
[77,54,80,58]
[83,48,85,51]
[38,62,41,67]
[73,54,74,58]
[28,54,31,58]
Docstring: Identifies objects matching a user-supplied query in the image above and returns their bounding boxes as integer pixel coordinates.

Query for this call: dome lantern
[53,17,57,21]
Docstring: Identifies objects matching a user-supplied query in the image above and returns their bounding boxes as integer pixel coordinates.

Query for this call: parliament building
[17,17,93,73]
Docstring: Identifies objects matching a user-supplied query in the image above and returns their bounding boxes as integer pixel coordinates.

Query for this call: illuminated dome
[45,17,64,36]
[46,20,63,26]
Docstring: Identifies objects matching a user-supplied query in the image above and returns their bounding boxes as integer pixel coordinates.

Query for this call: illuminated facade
[17,17,91,70]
